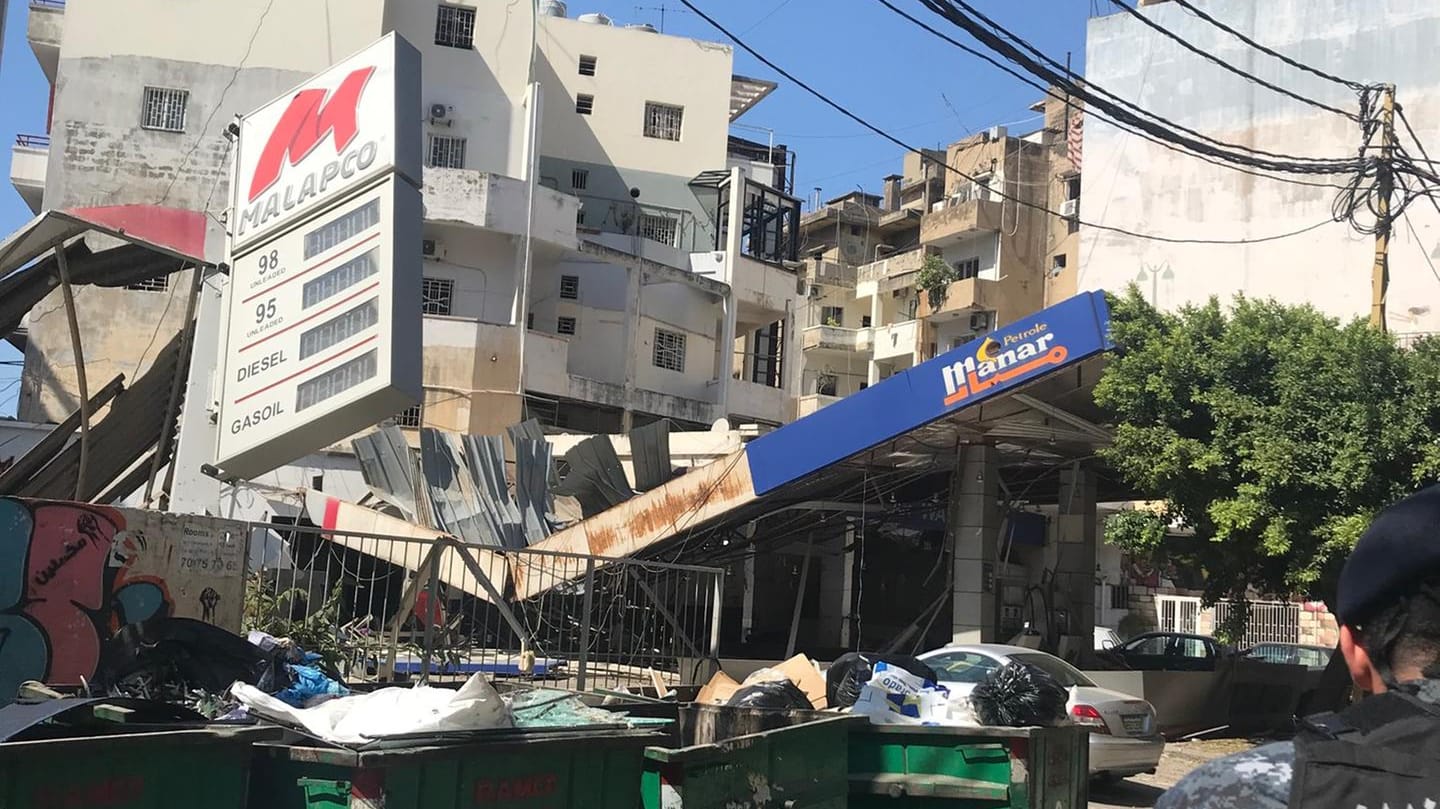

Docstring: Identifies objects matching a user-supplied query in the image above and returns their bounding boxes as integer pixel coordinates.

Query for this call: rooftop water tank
[625,23,658,32]
[539,0,568,17]
[577,12,613,25]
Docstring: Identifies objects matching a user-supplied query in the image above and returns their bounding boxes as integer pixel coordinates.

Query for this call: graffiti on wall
[0,499,246,701]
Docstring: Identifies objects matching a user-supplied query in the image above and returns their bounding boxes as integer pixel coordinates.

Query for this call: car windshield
[1009,652,1095,687]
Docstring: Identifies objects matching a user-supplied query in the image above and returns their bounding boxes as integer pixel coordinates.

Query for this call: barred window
[434,5,476,49]
[578,55,598,76]
[394,404,422,428]
[643,102,683,141]
[955,257,981,281]
[576,94,595,115]
[559,275,580,300]
[304,200,381,259]
[422,277,454,316]
[299,299,380,360]
[638,213,678,247]
[302,249,379,309]
[296,349,377,412]
[571,168,589,189]
[141,87,188,132]
[127,277,169,293]
[653,328,686,372]
[428,135,466,169]
[557,316,577,336]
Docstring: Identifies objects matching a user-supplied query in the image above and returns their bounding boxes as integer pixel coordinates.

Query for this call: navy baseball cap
[1337,484,1440,627]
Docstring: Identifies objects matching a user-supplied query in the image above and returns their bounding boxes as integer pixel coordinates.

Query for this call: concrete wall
[1081,0,1440,335]
[421,223,521,325]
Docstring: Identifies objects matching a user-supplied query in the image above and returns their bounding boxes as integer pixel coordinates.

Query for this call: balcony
[796,393,842,418]
[11,134,49,213]
[524,330,571,398]
[805,257,856,290]
[917,277,1003,321]
[729,379,788,425]
[920,198,1003,247]
[28,0,65,84]
[857,247,935,295]
[871,320,921,361]
[802,325,871,354]
[423,168,578,250]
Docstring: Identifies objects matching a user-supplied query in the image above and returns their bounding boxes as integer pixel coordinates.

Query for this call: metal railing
[30,0,65,8]
[15,134,51,149]
[1395,331,1439,350]
[1215,600,1301,647]
[574,193,702,252]
[242,521,724,691]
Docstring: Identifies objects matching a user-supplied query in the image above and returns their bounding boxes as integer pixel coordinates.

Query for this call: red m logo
[248,66,377,202]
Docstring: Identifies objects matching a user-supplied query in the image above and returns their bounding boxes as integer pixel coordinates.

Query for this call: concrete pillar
[950,444,1000,644]
[621,262,641,431]
[867,294,883,387]
[717,167,745,419]
[782,302,802,409]
[1055,463,1098,659]
[169,269,227,517]
[817,523,856,648]
[717,294,737,420]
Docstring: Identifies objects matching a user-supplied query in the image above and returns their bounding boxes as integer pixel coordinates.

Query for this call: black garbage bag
[726,680,814,710]
[826,652,940,709]
[94,616,271,696]
[969,662,1070,727]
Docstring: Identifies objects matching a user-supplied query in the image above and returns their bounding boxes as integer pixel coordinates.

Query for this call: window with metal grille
[559,275,580,300]
[126,277,169,293]
[557,316,577,336]
[141,87,188,132]
[526,312,535,330]
[576,209,587,226]
[638,213,678,246]
[300,299,380,360]
[304,200,380,259]
[394,404,422,428]
[571,168,589,189]
[296,349,377,412]
[576,94,595,115]
[954,257,981,281]
[653,328,686,372]
[434,4,476,49]
[422,277,454,316]
[428,135,466,169]
[578,55,598,76]
[303,250,379,309]
[643,102,683,141]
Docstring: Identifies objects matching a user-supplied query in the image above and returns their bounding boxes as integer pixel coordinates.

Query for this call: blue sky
[0,0,1091,420]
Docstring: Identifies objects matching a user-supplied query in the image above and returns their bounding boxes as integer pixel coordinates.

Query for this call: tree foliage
[1095,288,1440,604]
[916,254,957,311]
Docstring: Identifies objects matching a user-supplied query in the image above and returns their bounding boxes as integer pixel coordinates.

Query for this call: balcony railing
[30,0,65,8]
[858,248,930,286]
[15,134,50,149]
[1396,331,1439,349]
[802,325,871,353]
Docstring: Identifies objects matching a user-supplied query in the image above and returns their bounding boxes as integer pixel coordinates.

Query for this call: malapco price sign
[215,33,423,480]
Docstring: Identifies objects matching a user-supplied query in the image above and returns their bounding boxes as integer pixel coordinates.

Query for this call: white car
[918,643,1165,781]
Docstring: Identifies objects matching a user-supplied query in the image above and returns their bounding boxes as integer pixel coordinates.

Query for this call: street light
[1137,263,1175,306]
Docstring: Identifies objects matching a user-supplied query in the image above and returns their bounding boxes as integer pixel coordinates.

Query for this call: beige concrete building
[795,92,1084,416]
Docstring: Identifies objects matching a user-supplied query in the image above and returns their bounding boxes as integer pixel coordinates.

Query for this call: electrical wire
[1166,0,1367,92]
[678,0,1342,246]
[1401,211,1440,288]
[1103,0,1357,120]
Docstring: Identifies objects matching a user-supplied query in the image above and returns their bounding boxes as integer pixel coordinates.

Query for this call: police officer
[1157,484,1440,809]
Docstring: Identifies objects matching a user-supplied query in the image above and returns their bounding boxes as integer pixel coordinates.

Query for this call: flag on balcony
[1068,110,1084,174]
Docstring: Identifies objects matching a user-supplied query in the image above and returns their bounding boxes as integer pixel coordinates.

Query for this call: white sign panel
[216,177,422,479]
[232,33,421,252]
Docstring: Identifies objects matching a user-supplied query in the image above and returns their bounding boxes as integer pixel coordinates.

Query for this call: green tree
[1095,288,1440,604]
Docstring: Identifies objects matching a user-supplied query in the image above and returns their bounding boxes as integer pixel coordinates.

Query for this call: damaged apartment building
[5,0,805,513]
[795,92,1085,414]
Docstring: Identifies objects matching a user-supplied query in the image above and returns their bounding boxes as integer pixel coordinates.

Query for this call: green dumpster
[0,727,268,809]
[847,724,1090,809]
[641,705,863,809]
[249,728,661,809]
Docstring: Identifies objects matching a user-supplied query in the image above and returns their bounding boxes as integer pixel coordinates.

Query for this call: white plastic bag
[232,671,512,747]
[851,662,952,725]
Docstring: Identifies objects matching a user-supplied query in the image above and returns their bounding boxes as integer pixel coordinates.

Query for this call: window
[861,315,873,328]
[526,312,535,330]
[571,168,589,189]
[1126,636,1169,656]
[1066,175,1082,201]
[638,213,678,246]
[576,209,587,226]
[954,257,981,280]
[434,4,476,49]
[643,102,684,141]
[429,135,466,169]
[1109,584,1130,611]
[1009,653,1095,688]
[422,277,454,316]
[820,306,844,327]
[559,275,580,300]
[578,55,598,76]
[297,350,377,411]
[557,316,578,335]
[927,651,1002,684]
[1051,254,1068,276]
[126,277,169,293]
[653,328,686,372]
[576,94,595,115]
[141,87,189,132]
[394,405,423,428]
[849,225,863,237]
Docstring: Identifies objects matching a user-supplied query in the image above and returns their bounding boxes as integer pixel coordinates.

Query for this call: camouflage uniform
[1156,679,1440,809]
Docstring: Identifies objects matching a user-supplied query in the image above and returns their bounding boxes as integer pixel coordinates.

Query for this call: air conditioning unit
[807,284,823,300]
[429,103,453,125]
[970,311,994,332]
[421,238,446,260]
[1060,198,1080,218]
[931,201,946,213]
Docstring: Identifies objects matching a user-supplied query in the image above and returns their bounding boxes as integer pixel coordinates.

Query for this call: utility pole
[1371,84,1397,333]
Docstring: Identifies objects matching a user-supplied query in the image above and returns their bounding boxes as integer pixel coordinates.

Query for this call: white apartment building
[1081,0,1440,338]
[6,0,804,512]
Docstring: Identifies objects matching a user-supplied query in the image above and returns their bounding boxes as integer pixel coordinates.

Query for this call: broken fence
[242,521,724,692]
